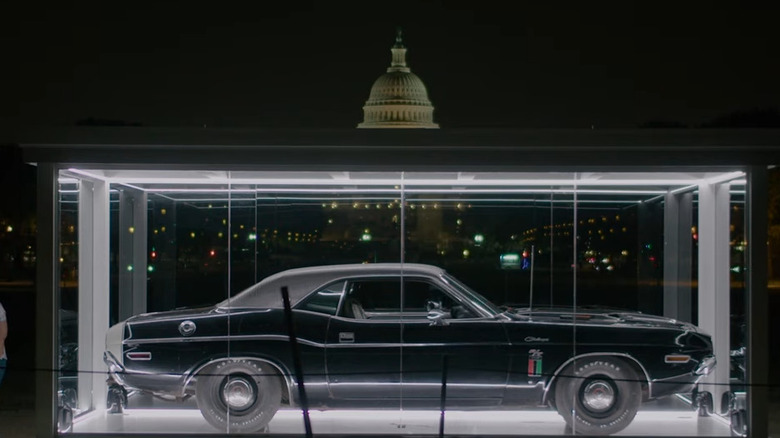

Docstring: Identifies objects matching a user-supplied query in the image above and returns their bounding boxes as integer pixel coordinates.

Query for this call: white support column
[77,179,110,412]
[663,192,693,322]
[697,181,730,413]
[746,166,768,437]
[118,188,148,320]
[133,190,148,314]
[35,164,57,438]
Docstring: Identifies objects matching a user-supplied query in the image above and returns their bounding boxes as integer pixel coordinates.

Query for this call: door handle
[339,332,355,343]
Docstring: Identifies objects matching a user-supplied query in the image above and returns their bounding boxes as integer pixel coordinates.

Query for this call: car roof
[222,263,446,309]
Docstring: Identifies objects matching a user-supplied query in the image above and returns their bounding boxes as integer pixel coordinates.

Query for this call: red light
[649,256,656,262]
[209,250,216,257]
[150,251,157,259]
[693,233,698,240]
[522,250,529,258]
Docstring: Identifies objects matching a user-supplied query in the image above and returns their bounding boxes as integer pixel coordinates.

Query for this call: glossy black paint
[105,263,713,410]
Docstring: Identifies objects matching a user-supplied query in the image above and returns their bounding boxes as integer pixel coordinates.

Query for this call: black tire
[553,357,641,436]
[730,409,747,437]
[196,359,282,433]
[697,391,713,417]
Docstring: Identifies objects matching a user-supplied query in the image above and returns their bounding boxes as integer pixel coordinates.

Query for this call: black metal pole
[438,355,448,438]
[281,286,313,437]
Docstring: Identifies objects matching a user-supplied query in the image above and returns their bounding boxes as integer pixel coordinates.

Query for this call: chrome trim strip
[123,333,508,349]
[124,334,293,345]
[541,352,652,404]
[651,372,696,384]
[326,341,509,348]
[503,318,701,331]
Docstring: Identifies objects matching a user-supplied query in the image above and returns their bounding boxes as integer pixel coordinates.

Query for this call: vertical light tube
[571,174,578,436]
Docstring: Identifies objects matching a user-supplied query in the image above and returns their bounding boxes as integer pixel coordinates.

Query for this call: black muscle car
[104,263,715,435]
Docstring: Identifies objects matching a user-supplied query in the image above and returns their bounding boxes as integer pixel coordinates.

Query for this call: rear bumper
[104,350,186,396]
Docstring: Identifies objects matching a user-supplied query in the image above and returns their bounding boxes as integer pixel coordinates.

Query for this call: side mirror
[427,309,450,326]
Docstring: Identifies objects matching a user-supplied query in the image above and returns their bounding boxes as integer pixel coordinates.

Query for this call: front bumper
[104,351,127,386]
[650,355,716,398]
[694,355,716,376]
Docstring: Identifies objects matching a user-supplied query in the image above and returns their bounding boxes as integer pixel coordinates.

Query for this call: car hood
[508,306,700,331]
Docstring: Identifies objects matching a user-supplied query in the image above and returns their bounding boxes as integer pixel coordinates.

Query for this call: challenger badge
[528,349,543,377]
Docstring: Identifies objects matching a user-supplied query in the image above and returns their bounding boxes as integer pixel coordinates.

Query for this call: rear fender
[184,356,294,405]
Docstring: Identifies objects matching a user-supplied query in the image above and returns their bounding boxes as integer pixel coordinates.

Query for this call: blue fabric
[0,358,6,387]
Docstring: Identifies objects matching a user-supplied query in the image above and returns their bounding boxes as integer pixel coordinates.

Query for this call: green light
[147,265,155,272]
[248,233,257,241]
[361,233,372,242]
[500,253,521,269]
[127,265,133,272]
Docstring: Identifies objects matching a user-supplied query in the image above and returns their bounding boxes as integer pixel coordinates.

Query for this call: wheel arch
[185,356,294,406]
[542,352,651,406]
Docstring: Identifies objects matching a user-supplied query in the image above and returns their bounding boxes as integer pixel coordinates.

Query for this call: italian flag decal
[528,349,543,377]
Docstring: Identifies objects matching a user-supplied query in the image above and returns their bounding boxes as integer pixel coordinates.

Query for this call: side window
[296,281,346,316]
[340,279,401,319]
[406,280,477,319]
[338,278,476,320]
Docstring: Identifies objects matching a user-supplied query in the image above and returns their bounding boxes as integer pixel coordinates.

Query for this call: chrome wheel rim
[582,380,615,412]
[222,377,256,410]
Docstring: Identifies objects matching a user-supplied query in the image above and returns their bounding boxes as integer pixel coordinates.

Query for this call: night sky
[3,1,780,133]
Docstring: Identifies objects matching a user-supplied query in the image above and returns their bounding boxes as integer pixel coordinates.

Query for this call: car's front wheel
[196,359,282,433]
[553,357,641,435]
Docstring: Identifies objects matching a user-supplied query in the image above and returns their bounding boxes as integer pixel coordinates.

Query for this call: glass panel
[55,168,746,436]
[57,174,79,431]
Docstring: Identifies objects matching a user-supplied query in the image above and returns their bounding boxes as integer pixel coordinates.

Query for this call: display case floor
[70,396,733,436]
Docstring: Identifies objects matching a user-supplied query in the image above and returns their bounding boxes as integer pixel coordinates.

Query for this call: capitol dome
[357,30,439,129]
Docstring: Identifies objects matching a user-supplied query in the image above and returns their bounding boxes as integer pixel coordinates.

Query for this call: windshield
[441,273,503,316]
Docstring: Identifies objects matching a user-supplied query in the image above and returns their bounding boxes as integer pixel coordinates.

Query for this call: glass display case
[52,168,748,436]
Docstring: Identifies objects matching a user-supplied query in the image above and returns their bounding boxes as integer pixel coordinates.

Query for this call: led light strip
[67,169,725,187]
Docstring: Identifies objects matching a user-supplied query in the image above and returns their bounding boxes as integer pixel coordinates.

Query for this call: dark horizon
[3,2,780,137]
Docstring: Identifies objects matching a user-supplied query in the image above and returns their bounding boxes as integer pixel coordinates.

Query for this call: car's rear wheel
[196,359,281,433]
[553,357,640,435]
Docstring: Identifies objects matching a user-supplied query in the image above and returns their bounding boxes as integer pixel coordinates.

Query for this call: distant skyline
[3,2,780,135]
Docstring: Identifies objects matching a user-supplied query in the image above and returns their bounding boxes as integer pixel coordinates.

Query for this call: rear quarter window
[296,281,346,315]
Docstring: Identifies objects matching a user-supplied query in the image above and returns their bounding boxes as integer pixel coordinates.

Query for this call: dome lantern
[357,29,439,129]
[389,28,410,73]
